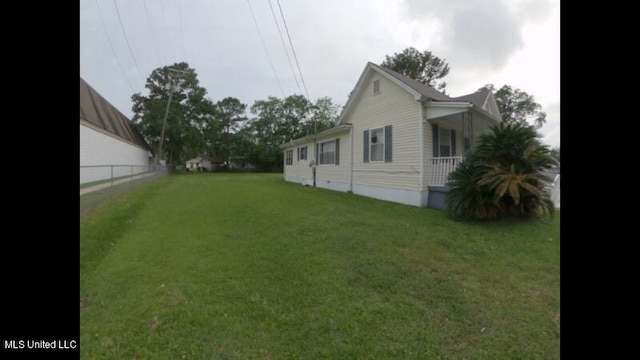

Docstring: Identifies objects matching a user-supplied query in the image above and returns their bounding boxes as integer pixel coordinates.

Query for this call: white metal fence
[80,165,167,214]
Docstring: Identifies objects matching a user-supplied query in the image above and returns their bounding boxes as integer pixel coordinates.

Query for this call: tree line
[131,48,553,171]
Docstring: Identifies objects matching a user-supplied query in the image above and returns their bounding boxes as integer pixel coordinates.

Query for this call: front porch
[423,100,500,209]
[429,156,463,186]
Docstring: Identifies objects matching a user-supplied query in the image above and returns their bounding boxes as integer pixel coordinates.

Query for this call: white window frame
[319,140,336,165]
[373,79,381,95]
[369,127,385,162]
[285,149,293,166]
[299,146,307,160]
[438,128,452,157]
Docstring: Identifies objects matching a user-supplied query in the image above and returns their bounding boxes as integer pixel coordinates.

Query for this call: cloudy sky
[80,0,559,148]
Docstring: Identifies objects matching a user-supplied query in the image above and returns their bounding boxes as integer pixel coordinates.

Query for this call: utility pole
[155,67,190,165]
[157,89,174,165]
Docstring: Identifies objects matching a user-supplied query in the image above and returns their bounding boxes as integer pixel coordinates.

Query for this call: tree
[237,94,324,170]
[491,85,547,129]
[215,97,247,165]
[131,62,213,166]
[445,122,557,220]
[381,47,450,92]
[309,97,341,133]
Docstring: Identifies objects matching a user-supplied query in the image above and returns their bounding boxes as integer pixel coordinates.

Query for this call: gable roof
[80,77,152,152]
[374,64,452,102]
[338,62,502,125]
[451,88,503,121]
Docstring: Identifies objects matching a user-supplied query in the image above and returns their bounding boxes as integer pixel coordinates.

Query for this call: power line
[246,0,285,98]
[143,0,166,65]
[276,0,310,100]
[178,0,186,61]
[159,0,176,61]
[112,0,145,82]
[267,0,301,95]
[95,0,135,93]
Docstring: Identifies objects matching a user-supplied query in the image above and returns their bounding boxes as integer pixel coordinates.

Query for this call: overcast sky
[80,0,559,148]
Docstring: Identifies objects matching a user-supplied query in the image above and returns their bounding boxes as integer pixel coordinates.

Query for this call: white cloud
[80,0,559,146]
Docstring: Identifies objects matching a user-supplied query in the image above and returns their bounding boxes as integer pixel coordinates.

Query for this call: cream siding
[423,105,432,188]
[345,72,421,191]
[283,132,351,189]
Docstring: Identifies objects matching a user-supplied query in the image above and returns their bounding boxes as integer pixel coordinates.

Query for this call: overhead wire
[178,0,187,61]
[267,0,301,95]
[276,0,310,100]
[112,0,145,82]
[159,0,176,61]
[143,0,167,65]
[246,0,286,97]
[95,0,135,93]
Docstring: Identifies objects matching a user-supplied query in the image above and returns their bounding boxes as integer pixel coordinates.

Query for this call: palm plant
[445,123,557,220]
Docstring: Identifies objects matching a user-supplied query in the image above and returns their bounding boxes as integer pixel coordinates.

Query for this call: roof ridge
[372,63,452,101]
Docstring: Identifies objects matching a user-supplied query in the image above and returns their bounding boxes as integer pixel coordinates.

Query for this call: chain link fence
[80,165,168,214]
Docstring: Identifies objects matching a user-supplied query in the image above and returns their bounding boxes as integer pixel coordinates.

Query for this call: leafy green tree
[445,123,557,220]
[381,47,450,92]
[131,62,212,166]
[490,84,547,129]
[309,96,341,133]
[215,97,247,165]
[238,94,327,170]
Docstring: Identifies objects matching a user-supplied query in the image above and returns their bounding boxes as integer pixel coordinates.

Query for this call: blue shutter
[432,124,439,157]
[315,143,319,164]
[451,130,456,157]
[384,125,392,162]
[335,138,340,165]
[363,130,369,163]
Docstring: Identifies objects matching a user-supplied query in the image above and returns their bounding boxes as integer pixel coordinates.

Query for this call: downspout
[419,100,425,195]
[313,138,317,187]
[348,124,354,192]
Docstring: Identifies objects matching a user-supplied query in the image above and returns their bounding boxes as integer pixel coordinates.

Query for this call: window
[298,146,307,160]
[373,79,380,95]
[285,149,293,166]
[363,125,392,163]
[319,140,336,165]
[370,127,385,161]
[439,127,452,157]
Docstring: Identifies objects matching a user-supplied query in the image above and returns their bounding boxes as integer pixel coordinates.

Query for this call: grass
[80,173,560,359]
[80,175,134,189]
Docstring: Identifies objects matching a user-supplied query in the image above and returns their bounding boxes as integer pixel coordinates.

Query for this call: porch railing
[429,156,463,186]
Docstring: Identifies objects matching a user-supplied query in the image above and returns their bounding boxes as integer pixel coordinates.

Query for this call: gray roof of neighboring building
[451,90,491,108]
[80,77,152,152]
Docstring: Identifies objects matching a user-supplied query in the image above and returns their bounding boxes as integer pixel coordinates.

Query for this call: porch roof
[280,124,352,149]
[425,101,502,125]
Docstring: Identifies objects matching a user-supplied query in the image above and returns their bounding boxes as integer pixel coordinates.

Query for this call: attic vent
[373,79,380,95]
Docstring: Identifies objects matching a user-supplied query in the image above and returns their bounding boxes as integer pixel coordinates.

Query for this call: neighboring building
[80,77,154,184]
[185,156,220,172]
[281,62,503,209]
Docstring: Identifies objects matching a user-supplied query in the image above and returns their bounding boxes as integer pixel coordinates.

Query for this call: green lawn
[80,173,560,359]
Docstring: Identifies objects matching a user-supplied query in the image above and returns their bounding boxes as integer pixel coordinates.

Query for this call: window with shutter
[319,140,337,165]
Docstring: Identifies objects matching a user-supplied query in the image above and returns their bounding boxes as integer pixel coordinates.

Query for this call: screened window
[285,149,293,166]
[439,128,452,157]
[319,140,336,165]
[370,127,385,161]
[298,146,307,160]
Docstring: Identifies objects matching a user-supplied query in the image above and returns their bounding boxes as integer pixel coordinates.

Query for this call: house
[185,156,211,172]
[281,62,503,209]
[185,156,216,172]
[80,77,155,184]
